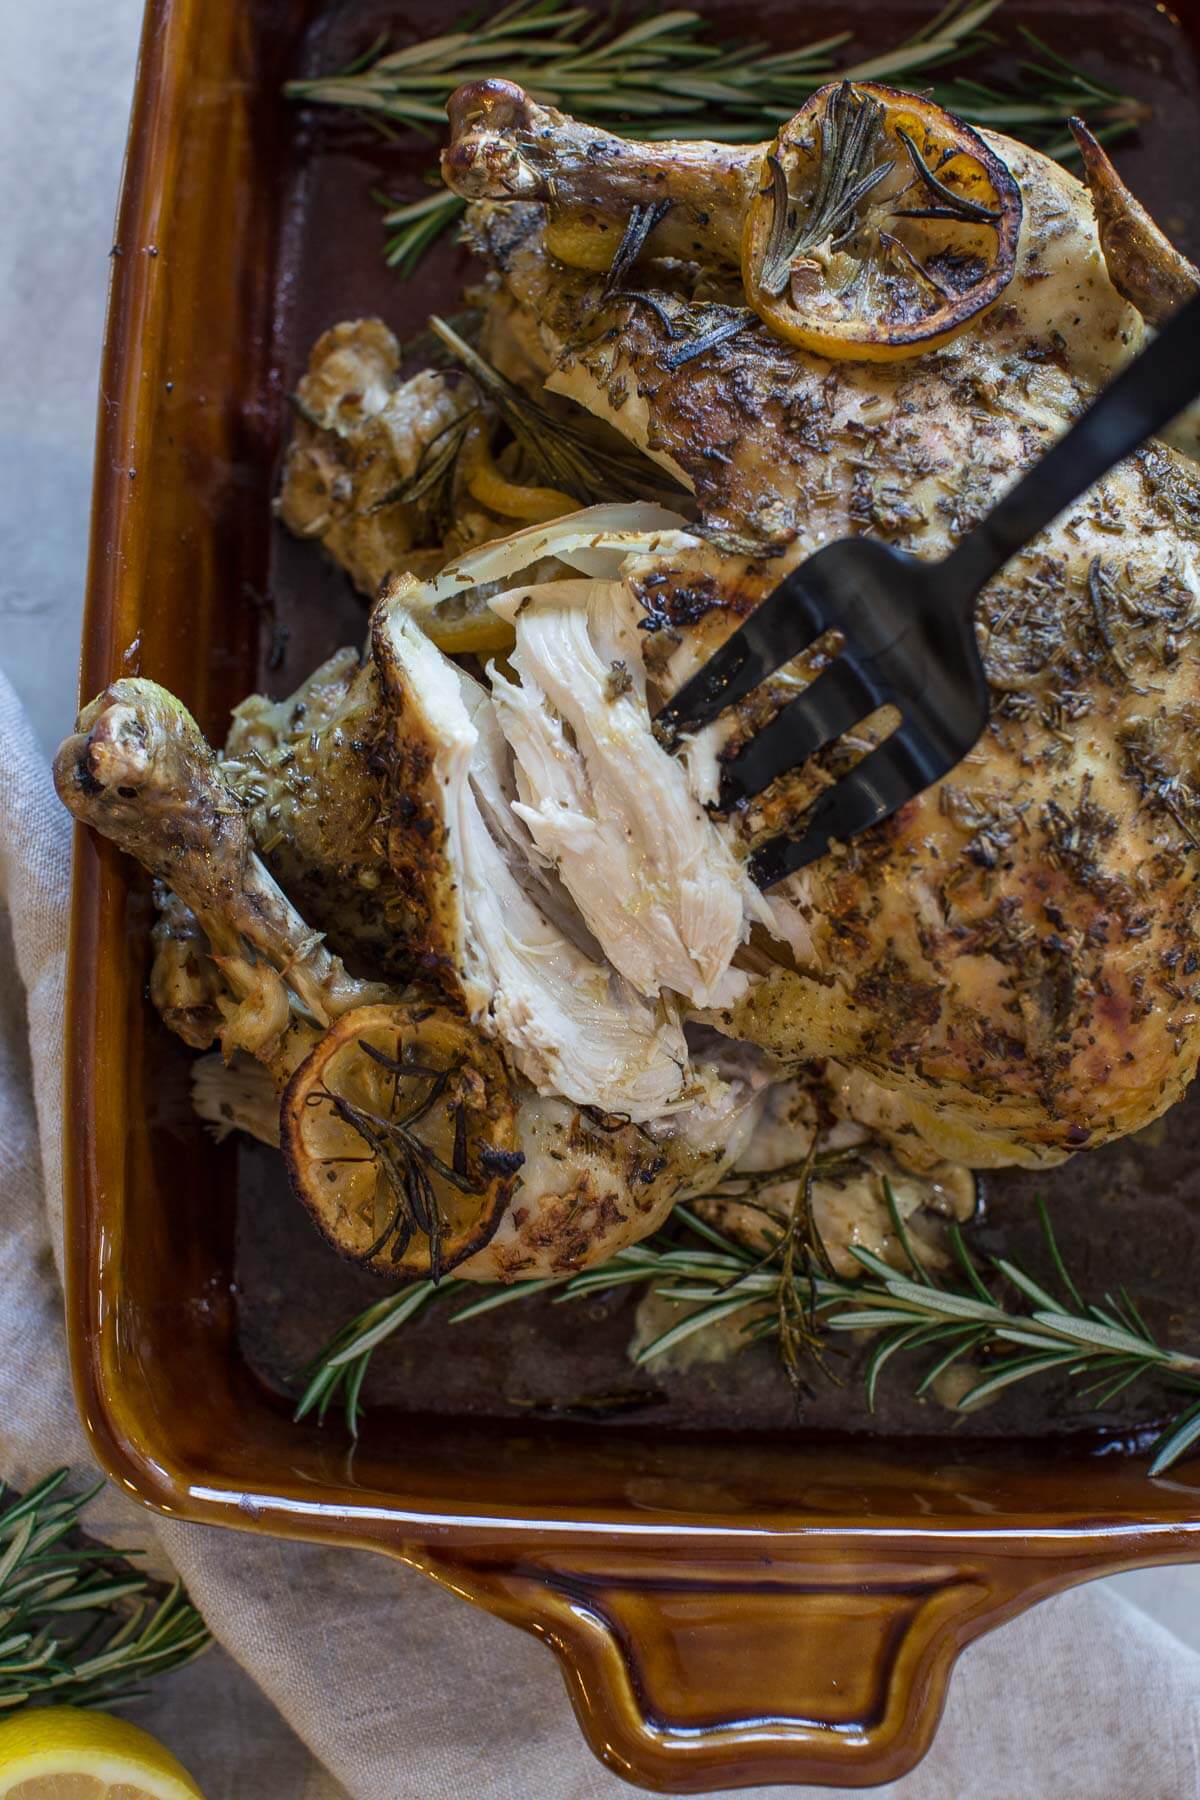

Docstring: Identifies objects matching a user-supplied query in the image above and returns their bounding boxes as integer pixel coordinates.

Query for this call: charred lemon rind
[279,1002,521,1282]
[741,80,1023,362]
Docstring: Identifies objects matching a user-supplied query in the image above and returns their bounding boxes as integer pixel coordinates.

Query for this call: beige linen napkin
[3,667,1200,1797]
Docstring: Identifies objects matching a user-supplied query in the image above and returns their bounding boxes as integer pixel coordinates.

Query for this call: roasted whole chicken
[55,78,1200,1285]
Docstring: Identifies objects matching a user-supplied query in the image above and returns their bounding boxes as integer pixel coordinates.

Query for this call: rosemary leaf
[825,1307,934,1331]
[552,1265,662,1298]
[633,1293,763,1364]
[882,1175,939,1288]
[0,1475,209,1712]
[1028,1311,1167,1358]
[450,1277,562,1320]
[846,1244,906,1283]
[603,198,672,296]
[957,1351,1075,1409]
[864,1324,929,1410]
[670,1202,756,1260]
[843,1276,992,1322]
[1148,1397,1200,1478]
[991,1257,1063,1314]
[1079,1361,1156,1409]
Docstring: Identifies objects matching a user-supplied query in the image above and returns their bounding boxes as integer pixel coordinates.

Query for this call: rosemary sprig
[756,80,1005,316]
[821,1188,1200,1467]
[427,314,684,504]
[758,84,893,298]
[0,1470,210,1711]
[366,408,478,515]
[287,0,1004,141]
[295,1281,450,1434]
[292,0,1146,274]
[378,188,467,277]
[295,1176,1200,1477]
[937,29,1152,161]
[293,1273,558,1435]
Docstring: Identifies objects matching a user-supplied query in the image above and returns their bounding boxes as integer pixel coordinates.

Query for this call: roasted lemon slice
[742,80,1021,361]
[280,1003,522,1280]
[414,589,517,657]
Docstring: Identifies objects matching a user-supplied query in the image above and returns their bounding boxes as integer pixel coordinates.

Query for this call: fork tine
[718,657,880,809]
[749,730,938,889]
[654,572,828,736]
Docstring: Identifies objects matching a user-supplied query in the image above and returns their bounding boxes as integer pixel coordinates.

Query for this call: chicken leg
[55,680,380,1066]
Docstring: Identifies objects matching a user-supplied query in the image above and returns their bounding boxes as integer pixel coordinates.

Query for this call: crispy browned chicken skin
[440,84,1200,1168]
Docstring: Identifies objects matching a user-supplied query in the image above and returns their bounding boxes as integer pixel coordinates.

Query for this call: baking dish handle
[409,1538,1049,1791]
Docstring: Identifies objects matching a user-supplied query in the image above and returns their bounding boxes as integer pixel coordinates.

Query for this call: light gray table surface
[1,0,145,753]
[0,1,1196,1789]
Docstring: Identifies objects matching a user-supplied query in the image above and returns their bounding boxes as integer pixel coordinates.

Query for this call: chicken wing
[55,680,376,1066]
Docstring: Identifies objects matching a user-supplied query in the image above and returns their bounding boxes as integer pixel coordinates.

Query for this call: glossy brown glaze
[65,0,1200,1788]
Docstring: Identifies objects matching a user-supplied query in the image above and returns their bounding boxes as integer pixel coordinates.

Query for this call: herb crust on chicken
[55,77,1200,1291]
[436,81,1200,1169]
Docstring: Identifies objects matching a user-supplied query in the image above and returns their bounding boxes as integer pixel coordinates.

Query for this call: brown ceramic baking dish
[65,0,1200,1788]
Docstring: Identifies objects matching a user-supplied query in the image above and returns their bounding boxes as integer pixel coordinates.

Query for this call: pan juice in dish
[57,20,1200,1456]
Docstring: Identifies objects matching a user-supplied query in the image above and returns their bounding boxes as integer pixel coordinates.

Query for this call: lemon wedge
[0,1708,203,1800]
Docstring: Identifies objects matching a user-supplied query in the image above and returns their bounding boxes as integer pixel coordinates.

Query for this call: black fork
[656,291,1200,890]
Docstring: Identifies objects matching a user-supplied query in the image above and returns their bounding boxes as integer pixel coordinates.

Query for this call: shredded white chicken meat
[487,576,762,1007]
[373,604,691,1119]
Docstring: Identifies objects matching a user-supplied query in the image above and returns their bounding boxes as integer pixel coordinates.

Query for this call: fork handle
[941,290,1200,600]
